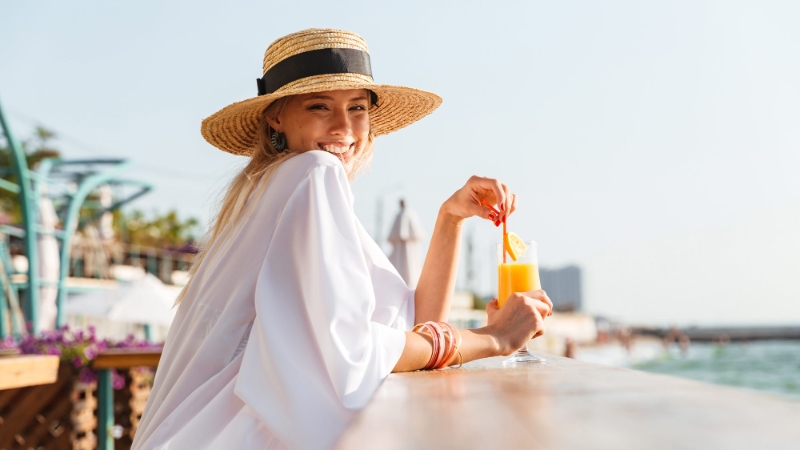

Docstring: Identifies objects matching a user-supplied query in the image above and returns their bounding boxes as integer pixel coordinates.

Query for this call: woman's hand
[395,290,555,372]
[485,290,553,355]
[441,176,517,225]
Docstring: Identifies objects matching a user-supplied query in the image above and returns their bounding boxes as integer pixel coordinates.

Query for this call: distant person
[678,334,691,356]
[619,327,634,354]
[564,337,577,358]
[132,29,552,450]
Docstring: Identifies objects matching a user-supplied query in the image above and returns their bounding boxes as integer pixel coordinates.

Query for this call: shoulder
[280,150,345,178]
[272,150,352,201]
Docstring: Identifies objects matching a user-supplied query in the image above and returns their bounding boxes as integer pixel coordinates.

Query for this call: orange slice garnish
[504,232,527,261]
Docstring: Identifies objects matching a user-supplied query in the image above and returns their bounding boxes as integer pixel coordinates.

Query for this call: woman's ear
[265,112,281,132]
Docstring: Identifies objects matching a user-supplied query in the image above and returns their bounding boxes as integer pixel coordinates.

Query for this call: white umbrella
[37,195,60,331]
[387,200,425,288]
[98,184,115,242]
[64,273,179,326]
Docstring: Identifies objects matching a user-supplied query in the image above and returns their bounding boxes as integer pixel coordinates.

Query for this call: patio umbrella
[64,273,179,326]
[387,200,425,288]
[37,195,60,331]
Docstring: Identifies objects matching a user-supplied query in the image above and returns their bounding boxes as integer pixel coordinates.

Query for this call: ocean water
[632,340,800,399]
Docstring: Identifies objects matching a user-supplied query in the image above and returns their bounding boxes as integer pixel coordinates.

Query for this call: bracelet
[413,321,463,370]
[428,322,449,369]
[413,322,442,370]
[439,323,462,368]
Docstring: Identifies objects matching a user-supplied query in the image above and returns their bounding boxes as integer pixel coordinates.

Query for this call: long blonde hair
[174,94,376,306]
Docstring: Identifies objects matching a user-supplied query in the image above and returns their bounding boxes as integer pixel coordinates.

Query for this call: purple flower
[0,336,18,350]
[79,367,98,384]
[83,346,98,360]
[4,326,162,370]
[111,370,126,390]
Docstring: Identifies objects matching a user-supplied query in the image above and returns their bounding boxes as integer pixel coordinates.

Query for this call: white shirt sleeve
[233,156,407,450]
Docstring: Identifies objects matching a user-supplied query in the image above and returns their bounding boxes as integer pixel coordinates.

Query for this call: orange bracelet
[438,322,462,368]
[414,322,463,370]
[413,322,444,370]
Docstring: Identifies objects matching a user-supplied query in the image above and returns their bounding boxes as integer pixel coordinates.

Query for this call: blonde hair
[174,93,375,306]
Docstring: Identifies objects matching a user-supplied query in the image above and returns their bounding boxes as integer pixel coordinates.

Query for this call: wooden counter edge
[92,349,162,369]
[0,355,60,390]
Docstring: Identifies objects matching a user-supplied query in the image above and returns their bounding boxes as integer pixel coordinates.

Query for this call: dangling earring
[271,131,287,152]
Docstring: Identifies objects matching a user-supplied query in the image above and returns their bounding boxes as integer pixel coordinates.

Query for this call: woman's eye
[308,104,328,110]
[350,105,367,111]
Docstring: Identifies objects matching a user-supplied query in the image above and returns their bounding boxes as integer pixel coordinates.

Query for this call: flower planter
[0,363,96,449]
[1,328,161,449]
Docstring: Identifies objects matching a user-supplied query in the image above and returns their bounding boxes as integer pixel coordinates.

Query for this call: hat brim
[201,75,442,156]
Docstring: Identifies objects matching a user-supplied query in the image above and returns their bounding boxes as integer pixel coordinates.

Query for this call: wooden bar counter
[335,352,800,450]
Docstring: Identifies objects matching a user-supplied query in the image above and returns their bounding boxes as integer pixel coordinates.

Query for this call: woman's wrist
[480,325,511,356]
[438,201,465,226]
[468,326,505,358]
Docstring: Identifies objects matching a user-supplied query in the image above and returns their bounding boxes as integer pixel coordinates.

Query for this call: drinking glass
[497,240,546,366]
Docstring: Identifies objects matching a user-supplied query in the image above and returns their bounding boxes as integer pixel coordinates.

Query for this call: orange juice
[497,263,541,308]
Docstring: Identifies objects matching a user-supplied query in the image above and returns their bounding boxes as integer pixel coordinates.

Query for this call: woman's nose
[328,107,351,135]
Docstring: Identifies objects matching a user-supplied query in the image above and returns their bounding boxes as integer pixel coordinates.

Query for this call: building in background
[540,265,582,312]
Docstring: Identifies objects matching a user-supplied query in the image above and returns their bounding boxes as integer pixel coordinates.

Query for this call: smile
[318,143,355,162]
[318,143,354,154]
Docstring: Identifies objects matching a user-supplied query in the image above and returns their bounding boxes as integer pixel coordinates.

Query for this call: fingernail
[489,214,496,221]
[495,220,501,226]
[500,204,505,211]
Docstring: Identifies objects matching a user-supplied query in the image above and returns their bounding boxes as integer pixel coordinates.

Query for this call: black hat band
[257,48,373,96]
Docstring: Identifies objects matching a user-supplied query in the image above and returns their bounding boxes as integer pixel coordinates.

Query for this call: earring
[271,131,287,152]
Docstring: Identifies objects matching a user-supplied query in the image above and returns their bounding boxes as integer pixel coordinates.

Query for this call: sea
[575,340,800,400]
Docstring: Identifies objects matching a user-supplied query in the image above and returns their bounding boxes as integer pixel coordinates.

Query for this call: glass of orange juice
[497,240,546,366]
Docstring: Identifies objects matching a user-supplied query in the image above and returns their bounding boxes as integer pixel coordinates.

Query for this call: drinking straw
[479,199,508,263]
[480,199,500,216]
[502,216,507,263]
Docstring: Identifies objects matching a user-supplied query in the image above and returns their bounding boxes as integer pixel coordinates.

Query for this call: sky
[2,0,799,326]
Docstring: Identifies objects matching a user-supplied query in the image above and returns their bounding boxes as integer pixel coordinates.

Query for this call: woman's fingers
[530,299,551,319]
[501,183,512,221]
[485,298,500,325]
[456,175,518,226]
[468,176,519,226]
[523,290,553,317]
[509,193,518,217]
[470,175,506,208]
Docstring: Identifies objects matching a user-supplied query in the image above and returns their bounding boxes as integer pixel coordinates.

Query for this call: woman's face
[268,89,371,173]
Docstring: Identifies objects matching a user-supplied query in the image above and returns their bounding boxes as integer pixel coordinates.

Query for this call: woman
[132,28,551,450]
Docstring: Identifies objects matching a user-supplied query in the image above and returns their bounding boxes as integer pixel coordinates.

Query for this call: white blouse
[132,151,415,450]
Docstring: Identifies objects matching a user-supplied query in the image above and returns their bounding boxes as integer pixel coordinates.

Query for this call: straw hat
[201,28,442,156]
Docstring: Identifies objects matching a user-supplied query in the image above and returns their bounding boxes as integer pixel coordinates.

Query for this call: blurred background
[1,0,798,404]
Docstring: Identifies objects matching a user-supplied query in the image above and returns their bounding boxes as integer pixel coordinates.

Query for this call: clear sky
[2,0,799,326]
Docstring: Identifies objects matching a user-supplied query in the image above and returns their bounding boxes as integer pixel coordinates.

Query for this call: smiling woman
[262,89,375,179]
[131,28,552,450]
